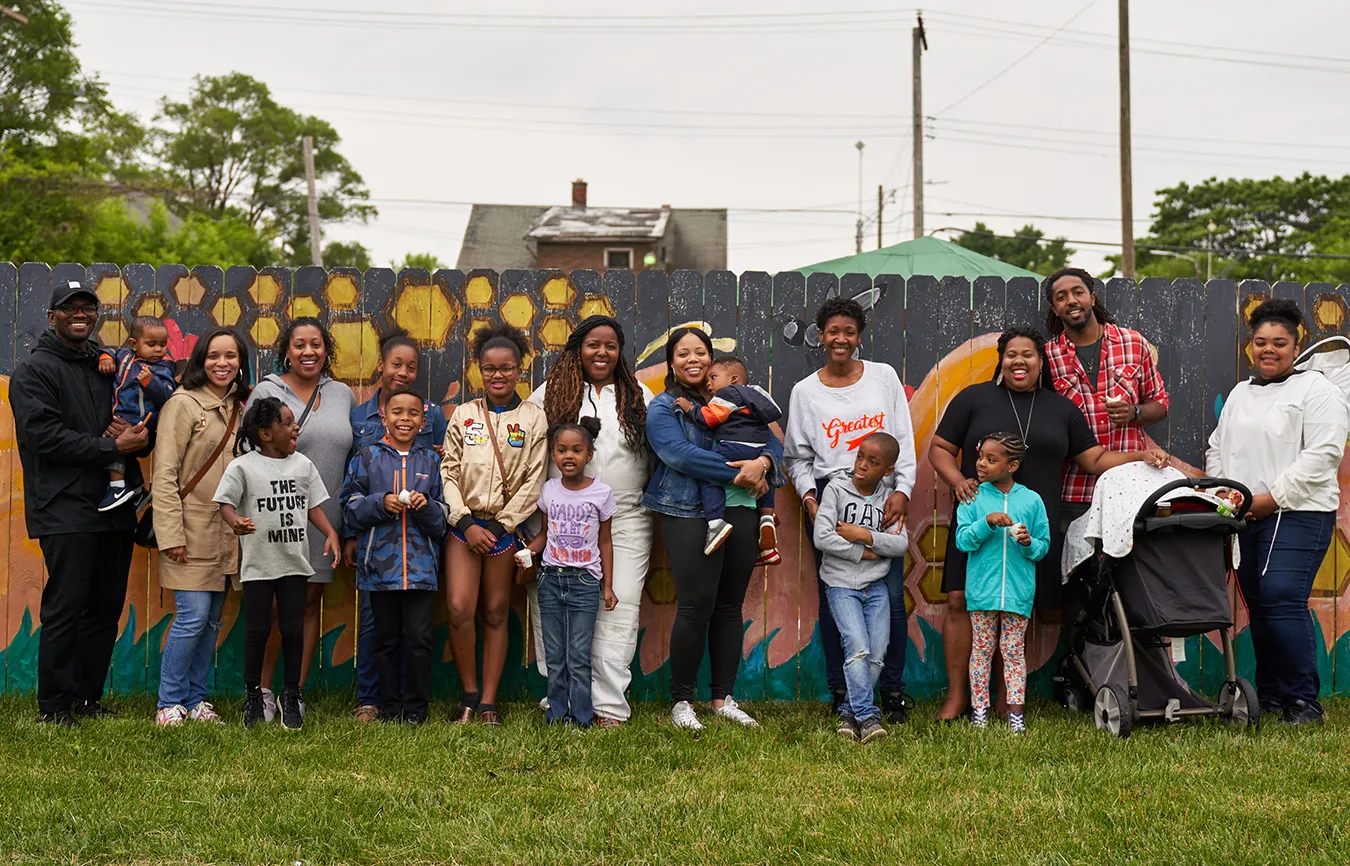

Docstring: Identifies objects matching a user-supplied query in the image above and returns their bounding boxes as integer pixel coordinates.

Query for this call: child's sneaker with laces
[704,519,733,555]
[671,700,703,731]
[971,706,990,729]
[97,484,140,513]
[713,697,758,728]
[858,717,888,743]
[836,714,859,740]
[260,687,277,724]
[187,701,223,724]
[279,688,303,731]
[242,688,265,729]
[755,516,781,565]
[154,705,187,727]
[1007,710,1027,735]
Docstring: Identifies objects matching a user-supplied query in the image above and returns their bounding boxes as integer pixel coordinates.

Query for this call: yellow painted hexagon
[917,566,947,606]
[465,275,494,309]
[1312,531,1350,597]
[326,274,359,311]
[288,295,322,320]
[135,294,166,318]
[173,275,208,306]
[578,294,615,320]
[97,318,126,349]
[539,314,572,351]
[542,276,575,310]
[1314,294,1346,333]
[918,523,947,564]
[95,274,126,308]
[645,564,677,604]
[467,316,494,348]
[251,315,281,350]
[250,274,283,308]
[329,319,380,383]
[393,284,459,345]
[211,296,242,326]
[500,293,536,331]
[466,360,483,394]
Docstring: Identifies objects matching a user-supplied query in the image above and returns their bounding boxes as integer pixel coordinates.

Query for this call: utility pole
[302,136,323,267]
[1,6,28,24]
[912,13,927,239]
[855,140,865,254]
[1118,0,1134,278]
[877,184,885,249]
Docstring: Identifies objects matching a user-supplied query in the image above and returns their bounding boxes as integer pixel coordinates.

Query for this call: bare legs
[938,590,972,720]
[445,539,517,706]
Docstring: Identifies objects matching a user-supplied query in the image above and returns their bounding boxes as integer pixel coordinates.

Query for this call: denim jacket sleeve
[645,394,738,485]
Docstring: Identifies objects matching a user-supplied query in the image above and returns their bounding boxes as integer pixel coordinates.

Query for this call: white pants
[530,489,653,721]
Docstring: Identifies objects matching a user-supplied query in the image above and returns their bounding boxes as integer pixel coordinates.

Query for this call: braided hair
[542,316,647,451]
[1042,267,1115,336]
[977,430,1028,462]
[547,416,603,451]
[235,396,286,455]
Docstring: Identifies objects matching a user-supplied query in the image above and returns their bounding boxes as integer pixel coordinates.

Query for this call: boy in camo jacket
[341,387,448,725]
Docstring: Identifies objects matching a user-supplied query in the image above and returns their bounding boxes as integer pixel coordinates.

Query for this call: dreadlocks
[1042,267,1115,336]
[542,315,647,451]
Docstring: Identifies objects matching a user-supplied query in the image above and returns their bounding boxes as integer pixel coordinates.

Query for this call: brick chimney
[572,178,587,209]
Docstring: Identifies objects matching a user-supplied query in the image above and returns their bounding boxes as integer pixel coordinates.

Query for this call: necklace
[1007,388,1036,443]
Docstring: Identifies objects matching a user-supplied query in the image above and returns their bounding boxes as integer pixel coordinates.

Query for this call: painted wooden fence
[0,262,1348,701]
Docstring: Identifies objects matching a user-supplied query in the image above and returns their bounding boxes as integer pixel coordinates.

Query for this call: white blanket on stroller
[1061,463,1188,581]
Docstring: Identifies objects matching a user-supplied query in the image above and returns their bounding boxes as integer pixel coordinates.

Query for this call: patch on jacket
[507,423,525,448]
[463,417,488,446]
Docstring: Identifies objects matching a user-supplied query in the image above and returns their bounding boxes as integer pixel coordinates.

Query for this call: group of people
[10,266,1342,733]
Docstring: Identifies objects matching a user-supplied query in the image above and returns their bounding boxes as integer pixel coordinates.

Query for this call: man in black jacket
[10,278,150,726]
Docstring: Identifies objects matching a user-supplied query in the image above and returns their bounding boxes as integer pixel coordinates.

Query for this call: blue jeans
[826,581,890,723]
[810,479,907,695]
[356,590,381,706]
[699,441,775,521]
[157,589,226,710]
[537,566,601,726]
[1236,510,1334,713]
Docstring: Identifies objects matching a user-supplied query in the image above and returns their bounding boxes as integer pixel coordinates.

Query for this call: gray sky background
[62,0,1350,275]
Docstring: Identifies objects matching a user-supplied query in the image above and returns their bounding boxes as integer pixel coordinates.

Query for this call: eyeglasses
[481,364,518,379]
[55,304,98,317]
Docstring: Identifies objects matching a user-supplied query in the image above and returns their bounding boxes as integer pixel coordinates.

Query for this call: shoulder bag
[135,400,241,548]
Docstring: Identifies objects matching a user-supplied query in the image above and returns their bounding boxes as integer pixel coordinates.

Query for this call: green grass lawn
[0,695,1346,866]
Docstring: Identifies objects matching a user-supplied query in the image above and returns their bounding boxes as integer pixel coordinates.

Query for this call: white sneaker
[187,701,224,724]
[671,700,703,731]
[704,519,733,555]
[714,697,759,728]
[261,687,277,724]
[154,705,187,727]
[538,697,549,713]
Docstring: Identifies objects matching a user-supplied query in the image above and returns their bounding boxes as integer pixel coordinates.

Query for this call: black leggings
[663,508,760,703]
[242,575,308,691]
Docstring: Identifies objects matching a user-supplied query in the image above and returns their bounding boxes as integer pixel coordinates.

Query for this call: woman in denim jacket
[643,327,783,732]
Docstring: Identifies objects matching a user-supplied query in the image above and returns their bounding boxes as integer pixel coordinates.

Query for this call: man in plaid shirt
[1042,267,1171,528]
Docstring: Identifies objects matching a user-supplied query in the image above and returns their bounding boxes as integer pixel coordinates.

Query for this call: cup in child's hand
[398,489,411,506]
[514,549,533,569]
[1008,523,1026,538]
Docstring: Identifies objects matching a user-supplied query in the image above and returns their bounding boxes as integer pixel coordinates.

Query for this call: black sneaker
[828,687,848,717]
[1259,700,1284,716]
[72,700,116,719]
[858,718,888,743]
[881,689,913,726]
[97,484,141,513]
[280,688,304,731]
[243,687,265,729]
[1280,700,1324,726]
[37,710,79,728]
[835,714,859,740]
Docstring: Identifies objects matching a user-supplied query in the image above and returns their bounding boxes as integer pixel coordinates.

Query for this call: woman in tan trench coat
[151,327,250,726]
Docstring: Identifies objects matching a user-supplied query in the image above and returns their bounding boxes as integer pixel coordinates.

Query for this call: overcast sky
[62,0,1350,275]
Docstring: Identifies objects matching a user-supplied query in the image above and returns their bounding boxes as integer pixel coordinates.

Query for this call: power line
[929,227,1350,260]
[930,116,1350,152]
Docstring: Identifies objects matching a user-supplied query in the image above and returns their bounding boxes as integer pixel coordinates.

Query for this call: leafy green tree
[155,73,375,264]
[952,222,1073,276]
[1118,174,1350,283]
[324,240,373,270]
[393,252,444,271]
[0,1,109,150]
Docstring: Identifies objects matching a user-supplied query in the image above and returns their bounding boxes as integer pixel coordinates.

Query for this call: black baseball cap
[50,278,98,310]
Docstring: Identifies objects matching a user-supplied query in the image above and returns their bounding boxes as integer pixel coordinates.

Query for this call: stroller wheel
[1063,684,1090,715]
[1093,684,1133,739]
[1218,678,1261,730]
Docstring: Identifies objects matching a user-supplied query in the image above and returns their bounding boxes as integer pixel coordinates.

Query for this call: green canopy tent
[794,235,1041,280]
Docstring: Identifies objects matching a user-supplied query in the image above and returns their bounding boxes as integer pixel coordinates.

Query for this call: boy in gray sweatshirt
[813,432,910,743]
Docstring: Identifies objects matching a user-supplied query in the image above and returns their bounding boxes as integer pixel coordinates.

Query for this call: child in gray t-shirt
[213,396,340,731]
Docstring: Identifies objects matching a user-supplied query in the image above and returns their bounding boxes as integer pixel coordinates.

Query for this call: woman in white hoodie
[1206,298,1347,726]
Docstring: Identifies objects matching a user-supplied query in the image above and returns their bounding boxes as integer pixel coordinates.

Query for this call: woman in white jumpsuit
[528,316,654,726]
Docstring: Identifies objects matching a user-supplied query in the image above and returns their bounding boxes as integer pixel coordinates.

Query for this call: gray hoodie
[813,475,910,590]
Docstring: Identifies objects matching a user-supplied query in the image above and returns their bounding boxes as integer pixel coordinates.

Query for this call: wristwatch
[1133,404,1142,422]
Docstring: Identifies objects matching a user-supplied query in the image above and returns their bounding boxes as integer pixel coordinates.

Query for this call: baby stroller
[1055,477,1259,738]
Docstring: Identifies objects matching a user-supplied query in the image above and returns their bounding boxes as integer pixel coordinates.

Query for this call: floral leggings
[968,610,1029,709]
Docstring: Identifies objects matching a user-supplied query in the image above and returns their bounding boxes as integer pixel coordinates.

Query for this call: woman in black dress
[929,326,1167,720]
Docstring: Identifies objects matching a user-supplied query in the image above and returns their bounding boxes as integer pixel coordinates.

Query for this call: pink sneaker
[155,705,187,727]
[187,701,224,724]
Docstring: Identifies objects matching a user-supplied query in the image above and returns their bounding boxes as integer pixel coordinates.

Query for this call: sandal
[450,706,475,724]
[478,710,502,727]
[594,716,623,729]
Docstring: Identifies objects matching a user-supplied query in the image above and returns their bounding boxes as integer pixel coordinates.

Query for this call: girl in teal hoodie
[955,432,1050,734]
